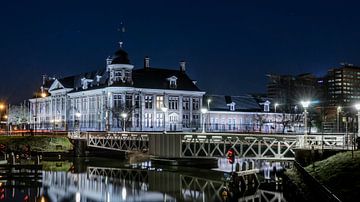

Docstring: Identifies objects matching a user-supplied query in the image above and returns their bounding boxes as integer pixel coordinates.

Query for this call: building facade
[204,95,304,133]
[267,73,319,113]
[323,63,360,107]
[29,47,205,132]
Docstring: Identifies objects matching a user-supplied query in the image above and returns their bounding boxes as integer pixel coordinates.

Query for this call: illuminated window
[156,96,164,109]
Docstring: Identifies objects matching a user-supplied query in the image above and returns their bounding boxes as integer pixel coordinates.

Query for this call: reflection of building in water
[40,166,288,202]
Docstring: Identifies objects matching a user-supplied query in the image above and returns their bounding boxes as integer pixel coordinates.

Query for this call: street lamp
[274,103,279,133]
[207,99,212,109]
[354,103,360,138]
[201,108,208,133]
[0,103,5,132]
[274,103,279,113]
[121,112,127,132]
[301,100,311,148]
[161,107,168,133]
[337,106,342,133]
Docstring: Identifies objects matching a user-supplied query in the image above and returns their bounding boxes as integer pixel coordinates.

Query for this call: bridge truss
[80,132,348,160]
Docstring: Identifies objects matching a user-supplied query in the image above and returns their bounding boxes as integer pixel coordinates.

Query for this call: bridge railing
[82,131,351,160]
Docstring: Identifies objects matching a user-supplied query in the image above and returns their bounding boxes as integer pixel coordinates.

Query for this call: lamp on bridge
[161,106,168,133]
[301,100,311,148]
[121,112,128,132]
[354,103,360,138]
[337,106,342,133]
[201,108,208,133]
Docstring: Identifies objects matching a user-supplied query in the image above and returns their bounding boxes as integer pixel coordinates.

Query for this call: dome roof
[111,48,130,64]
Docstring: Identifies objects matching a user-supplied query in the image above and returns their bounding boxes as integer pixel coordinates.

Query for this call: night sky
[1,0,360,103]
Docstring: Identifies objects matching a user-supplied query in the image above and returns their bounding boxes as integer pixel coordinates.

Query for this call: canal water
[0,157,290,202]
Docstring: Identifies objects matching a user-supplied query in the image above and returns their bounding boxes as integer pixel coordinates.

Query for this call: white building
[204,95,304,133]
[29,46,205,132]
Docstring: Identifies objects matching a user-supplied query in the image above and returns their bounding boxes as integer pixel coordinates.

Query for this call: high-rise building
[324,63,360,107]
[266,73,319,112]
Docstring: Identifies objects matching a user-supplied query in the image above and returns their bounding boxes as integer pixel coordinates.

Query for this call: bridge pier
[73,139,87,157]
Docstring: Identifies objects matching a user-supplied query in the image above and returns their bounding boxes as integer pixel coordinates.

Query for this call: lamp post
[121,112,127,132]
[354,104,360,138]
[0,103,4,131]
[274,103,279,113]
[207,99,211,109]
[336,106,342,133]
[161,107,168,133]
[274,103,279,133]
[75,111,81,129]
[33,92,47,135]
[301,100,311,148]
[201,108,208,133]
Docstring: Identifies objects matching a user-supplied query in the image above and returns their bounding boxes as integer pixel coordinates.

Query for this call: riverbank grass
[0,136,73,152]
[305,150,360,201]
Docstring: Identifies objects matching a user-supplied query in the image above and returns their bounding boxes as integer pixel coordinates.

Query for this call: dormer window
[264,100,270,112]
[81,78,93,90]
[96,75,102,83]
[114,70,123,82]
[167,76,178,89]
[227,102,236,111]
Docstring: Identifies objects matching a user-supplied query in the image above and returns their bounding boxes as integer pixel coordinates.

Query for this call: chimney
[180,60,186,72]
[144,56,150,69]
[42,75,47,85]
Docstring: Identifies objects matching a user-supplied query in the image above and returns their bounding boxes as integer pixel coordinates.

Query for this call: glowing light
[355,103,360,111]
[75,112,81,118]
[200,108,208,114]
[300,100,311,108]
[76,192,80,202]
[121,112,127,119]
[122,187,127,200]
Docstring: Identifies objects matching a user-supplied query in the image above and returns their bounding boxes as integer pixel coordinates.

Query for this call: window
[156,113,164,127]
[114,70,122,82]
[82,98,87,112]
[145,113,153,127]
[135,95,140,108]
[145,96,153,109]
[170,80,177,88]
[89,97,96,112]
[169,97,178,110]
[156,96,164,109]
[167,76,178,89]
[113,94,122,108]
[125,94,132,109]
[134,114,140,127]
[183,97,190,110]
[192,98,200,110]
[192,114,200,127]
[228,102,235,111]
[183,114,190,128]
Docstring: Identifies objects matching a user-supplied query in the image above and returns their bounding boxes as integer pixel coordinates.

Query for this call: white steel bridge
[69,132,352,160]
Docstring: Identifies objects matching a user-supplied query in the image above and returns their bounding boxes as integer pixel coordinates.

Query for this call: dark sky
[1,0,360,103]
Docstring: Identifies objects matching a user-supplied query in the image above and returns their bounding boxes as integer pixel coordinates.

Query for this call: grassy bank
[304,150,360,201]
[0,136,73,152]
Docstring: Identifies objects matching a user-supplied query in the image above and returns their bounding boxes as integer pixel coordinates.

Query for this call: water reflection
[0,158,290,202]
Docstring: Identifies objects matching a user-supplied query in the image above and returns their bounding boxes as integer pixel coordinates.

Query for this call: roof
[46,47,202,93]
[205,94,271,112]
[49,67,200,93]
[111,48,130,64]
